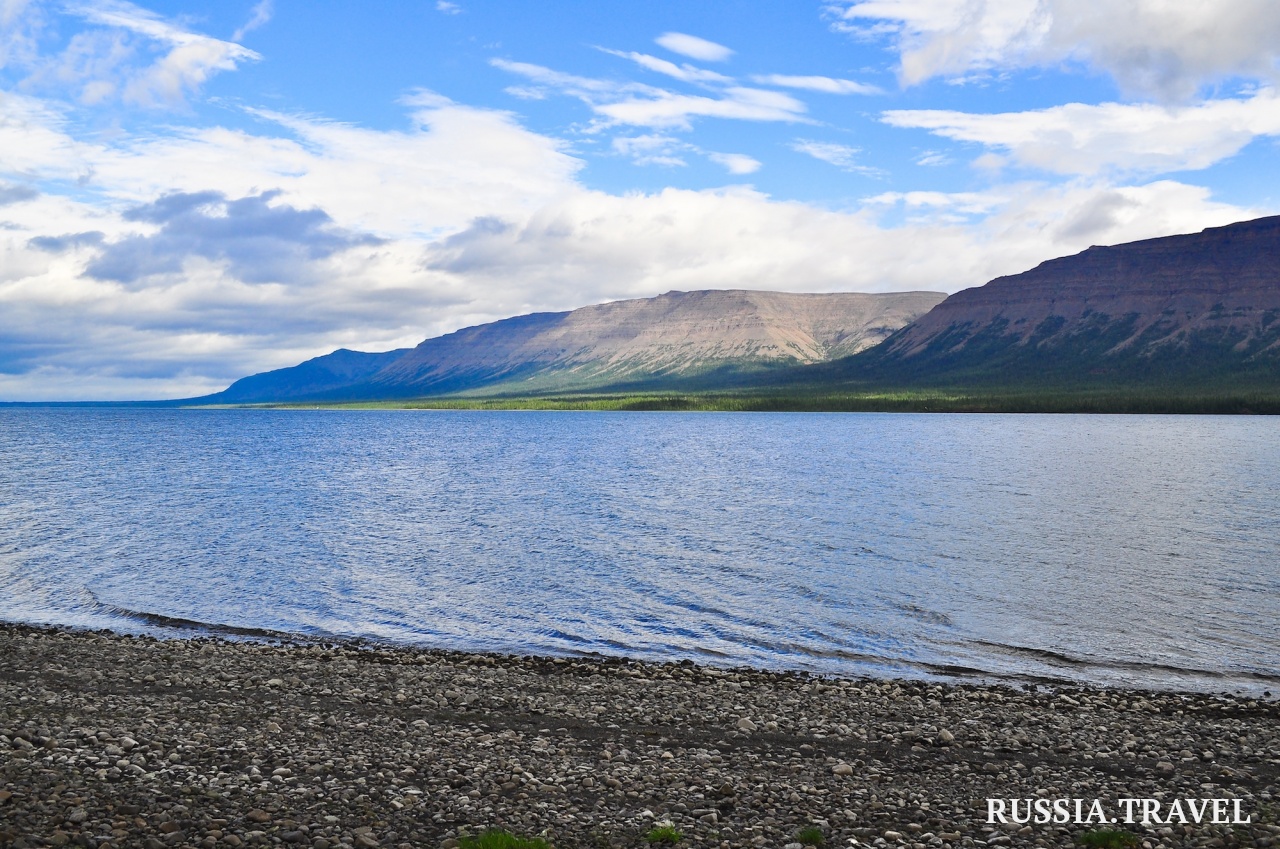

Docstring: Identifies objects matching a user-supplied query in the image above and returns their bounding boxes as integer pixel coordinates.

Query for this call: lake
[1,407,1277,694]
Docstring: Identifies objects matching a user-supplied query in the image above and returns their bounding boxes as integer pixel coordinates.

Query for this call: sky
[2,1,1279,400]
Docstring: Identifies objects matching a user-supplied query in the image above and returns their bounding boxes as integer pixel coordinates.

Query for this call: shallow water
[1,408,1277,693]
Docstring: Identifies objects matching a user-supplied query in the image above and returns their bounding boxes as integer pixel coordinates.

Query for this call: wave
[81,590,337,643]
[968,639,1280,686]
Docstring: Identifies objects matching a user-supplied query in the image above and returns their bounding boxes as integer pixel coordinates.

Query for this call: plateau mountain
[806,215,1280,389]
[197,289,945,403]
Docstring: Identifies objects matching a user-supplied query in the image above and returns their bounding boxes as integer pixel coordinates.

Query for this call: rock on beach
[1,623,1277,849]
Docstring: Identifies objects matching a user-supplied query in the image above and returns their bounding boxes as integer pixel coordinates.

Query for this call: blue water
[1,408,1277,694]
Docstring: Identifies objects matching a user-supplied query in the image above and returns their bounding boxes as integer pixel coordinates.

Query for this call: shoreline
[2,623,1277,849]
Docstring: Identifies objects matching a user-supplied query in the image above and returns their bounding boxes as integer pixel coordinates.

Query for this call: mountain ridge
[782,214,1280,391]
[197,289,945,403]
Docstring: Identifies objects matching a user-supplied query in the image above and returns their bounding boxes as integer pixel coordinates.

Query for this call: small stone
[939,729,955,742]
[265,721,283,734]
[736,718,757,732]
[247,809,272,823]
[832,763,854,776]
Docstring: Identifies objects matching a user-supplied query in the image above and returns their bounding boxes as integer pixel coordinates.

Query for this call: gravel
[2,623,1277,849]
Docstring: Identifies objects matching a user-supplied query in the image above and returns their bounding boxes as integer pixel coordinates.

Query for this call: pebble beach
[2,624,1277,849]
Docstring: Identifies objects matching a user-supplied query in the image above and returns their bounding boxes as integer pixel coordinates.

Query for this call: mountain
[204,348,412,404]
[197,289,945,403]
[830,215,1280,388]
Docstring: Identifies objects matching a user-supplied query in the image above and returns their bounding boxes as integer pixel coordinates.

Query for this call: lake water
[1,408,1277,694]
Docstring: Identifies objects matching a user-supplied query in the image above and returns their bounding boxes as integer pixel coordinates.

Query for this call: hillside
[820,215,1280,388]
[197,289,945,403]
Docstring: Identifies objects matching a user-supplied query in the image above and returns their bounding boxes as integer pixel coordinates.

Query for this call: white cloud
[0,0,42,70]
[0,92,589,399]
[611,134,690,167]
[751,74,882,95]
[654,32,733,63]
[707,152,761,174]
[0,110,1264,400]
[493,59,808,131]
[29,0,262,107]
[597,87,808,130]
[601,49,733,84]
[232,0,273,41]
[884,89,1280,176]
[435,1,461,13]
[914,150,951,166]
[2,4,1274,401]
[424,180,1261,319]
[489,58,654,99]
[828,0,1280,100]
[791,139,882,176]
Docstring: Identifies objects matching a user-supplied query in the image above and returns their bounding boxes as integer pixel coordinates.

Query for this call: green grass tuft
[458,829,552,849]
[645,824,683,844]
[1078,828,1140,849]
[796,825,826,846]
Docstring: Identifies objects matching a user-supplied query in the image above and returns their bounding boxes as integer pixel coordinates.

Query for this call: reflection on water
[1,408,1277,694]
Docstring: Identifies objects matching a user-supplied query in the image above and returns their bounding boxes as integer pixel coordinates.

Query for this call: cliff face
[200,289,945,402]
[869,215,1280,383]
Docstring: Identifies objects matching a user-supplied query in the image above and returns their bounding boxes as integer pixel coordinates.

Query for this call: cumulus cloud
[0,182,38,205]
[423,181,1258,315]
[0,91,583,240]
[655,32,733,63]
[85,190,382,284]
[828,0,1280,100]
[0,92,588,399]
[28,230,105,252]
[751,74,882,95]
[1,5,1272,401]
[884,89,1280,176]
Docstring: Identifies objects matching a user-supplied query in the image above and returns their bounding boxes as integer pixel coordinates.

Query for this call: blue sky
[3,0,1280,399]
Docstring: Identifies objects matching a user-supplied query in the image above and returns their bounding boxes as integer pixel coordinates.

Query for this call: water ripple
[1,408,1278,694]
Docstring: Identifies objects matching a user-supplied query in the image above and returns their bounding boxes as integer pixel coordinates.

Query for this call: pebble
[1,622,1276,849]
